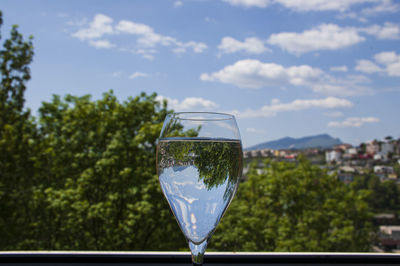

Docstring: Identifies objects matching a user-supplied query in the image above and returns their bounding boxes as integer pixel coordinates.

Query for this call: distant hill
[246,134,342,150]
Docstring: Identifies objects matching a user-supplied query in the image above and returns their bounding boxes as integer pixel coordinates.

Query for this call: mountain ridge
[246,134,342,150]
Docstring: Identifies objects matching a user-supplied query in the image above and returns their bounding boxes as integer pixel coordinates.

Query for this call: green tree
[359,143,366,154]
[0,10,37,249]
[211,157,374,252]
[394,164,400,178]
[352,173,400,213]
[31,91,186,250]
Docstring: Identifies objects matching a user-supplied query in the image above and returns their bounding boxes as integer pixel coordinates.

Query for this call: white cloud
[200,59,323,88]
[72,14,114,40]
[88,39,115,49]
[361,22,400,39]
[330,66,348,72]
[311,83,373,96]
[336,11,368,23]
[201,59,374,96]
[218,37,270,54]
[267,24,365,55]
[222,0,400,25]
[386,63,400,77]
[223,0,380,11]
[356,51,400,77]
[129,72,149,79]
[355,60,383,73]
[274,0,378,12]
[233,97,353,118]
[338,1,400,23]
[174,1,183,7]
[361,0,400,16]
[115,20,207,55]
[312,74,373,96]
[156,96,219,111]
[222,0,271,8]
[173,41,208,54]
[115,20,176,48]
[71,14,207,59]
[374,51,399,65]
[115,20,154,36]
[191,42,208,53]
[328,117,380,127]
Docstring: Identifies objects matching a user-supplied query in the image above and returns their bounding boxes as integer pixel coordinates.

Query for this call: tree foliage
[0,10,37,249]
[27,92,186,250]
[352,173,400,213]
[211,158,374,252]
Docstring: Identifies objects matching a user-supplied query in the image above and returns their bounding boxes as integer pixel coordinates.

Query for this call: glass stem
[189,240,208,266]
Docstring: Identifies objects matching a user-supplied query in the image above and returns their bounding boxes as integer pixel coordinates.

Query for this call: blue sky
[1,0,400,148]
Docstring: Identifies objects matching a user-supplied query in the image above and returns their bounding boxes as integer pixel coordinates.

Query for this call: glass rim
[168,112,235,121]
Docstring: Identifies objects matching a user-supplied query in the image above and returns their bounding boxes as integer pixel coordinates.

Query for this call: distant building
[325,150,342,163]
[244,149,273,159]
[374,213,397,226]
[334,143,352,152]
[284,154,296,161]
[379,226,400,251]
[342,148,358,160]
[366,140,380,155]
[338,166,356,183]
[374,165,395,179]
[260,148,272,157]
[347,148,358,155]
[374,153,386,161]
[381,142,395,156]
[303,148,320,156]
[251,150,261,157]
[279,150,288,157]
[358,153,372,160]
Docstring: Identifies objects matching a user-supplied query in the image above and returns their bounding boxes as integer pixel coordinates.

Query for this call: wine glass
[156,112,243,266]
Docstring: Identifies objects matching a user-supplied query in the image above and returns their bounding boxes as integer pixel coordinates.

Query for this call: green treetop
[211,157,374,252]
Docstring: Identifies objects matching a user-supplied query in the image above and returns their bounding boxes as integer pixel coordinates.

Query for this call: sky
[1,0,400,148]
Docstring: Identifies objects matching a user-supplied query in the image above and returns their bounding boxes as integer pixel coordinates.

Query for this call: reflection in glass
[157,113,243,266]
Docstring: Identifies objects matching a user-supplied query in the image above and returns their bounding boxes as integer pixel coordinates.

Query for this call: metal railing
[1,252,400,265]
